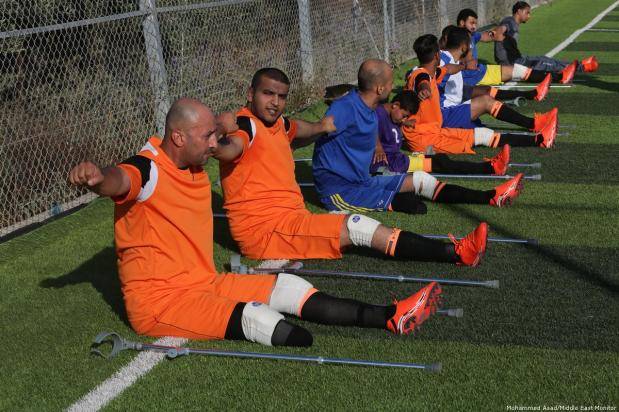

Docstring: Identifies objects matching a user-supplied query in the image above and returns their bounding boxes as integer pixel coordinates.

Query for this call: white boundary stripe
[67,336,187,412]
[67,259,289,411]
[546,1,619,57]
[586,28,619,32]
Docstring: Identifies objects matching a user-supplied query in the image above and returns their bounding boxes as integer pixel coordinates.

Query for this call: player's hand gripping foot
[533,107,558,133]
[581,55,599,73]
[486,144,511,176]
[491,173,524,207]
[386,282,443,335]
[450,222,488,267]
[560,61,577,84]
[534,73,551,102]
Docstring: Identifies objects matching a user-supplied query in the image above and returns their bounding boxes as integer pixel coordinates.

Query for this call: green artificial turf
[1,0,618,410]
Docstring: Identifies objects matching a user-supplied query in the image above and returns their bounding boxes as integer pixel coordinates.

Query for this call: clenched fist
[69,161,104,187]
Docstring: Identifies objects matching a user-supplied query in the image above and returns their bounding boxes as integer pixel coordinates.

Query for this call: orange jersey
[114,137,217,329]
[220,107,303,239]
[404,66,447,131]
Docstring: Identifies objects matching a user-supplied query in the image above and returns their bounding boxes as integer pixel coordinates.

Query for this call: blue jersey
[470,31,482,60]
[312,90,377,195]
[462,31,487,85]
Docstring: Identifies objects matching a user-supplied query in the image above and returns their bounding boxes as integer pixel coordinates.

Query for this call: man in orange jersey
[215,67,487,266]
[402,34,557,154]
[68,98,444,344]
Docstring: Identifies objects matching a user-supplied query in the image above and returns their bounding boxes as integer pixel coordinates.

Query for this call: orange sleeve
[112,164,142,204]
[436,66,448,83]
[285,118,298,142]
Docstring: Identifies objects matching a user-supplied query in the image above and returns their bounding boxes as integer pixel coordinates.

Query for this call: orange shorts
[402,127,475,154]
[127,273,277,340]
[236,209,346,260]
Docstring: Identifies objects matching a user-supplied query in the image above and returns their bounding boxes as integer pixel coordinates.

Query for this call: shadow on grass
[39,247,129,326]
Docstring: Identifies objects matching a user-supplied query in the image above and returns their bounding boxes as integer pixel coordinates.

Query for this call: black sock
[525,70,551,83]
[498,133,542,147]
[393,230,458,263]
[224,302,246,340]
[271,320,313,347]
[431,153,493,174]
[390,192,427,214]
[551,72,563,82]
[300,292,395,329]
[434,184,494,204]
[495,89,537,100]
[495,104,535,129]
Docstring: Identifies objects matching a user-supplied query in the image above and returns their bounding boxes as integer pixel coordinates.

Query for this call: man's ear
[170,129,185,147]
[247,87,255,103]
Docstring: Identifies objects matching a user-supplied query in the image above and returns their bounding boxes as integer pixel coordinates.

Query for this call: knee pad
[512,64,529,81]
[474,127,495,146]
[241,302,284,346]
[269,273,315,316]
[411,171,439,200]
[346,214,381,247]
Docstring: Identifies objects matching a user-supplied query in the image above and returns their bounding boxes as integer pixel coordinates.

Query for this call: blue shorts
[320,174,406,212]
[441,102,479,129]
[462,63,487,86]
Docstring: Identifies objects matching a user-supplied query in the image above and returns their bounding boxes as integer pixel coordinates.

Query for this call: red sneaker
[386,282,443,335]
[450,222,488,267]
[539,114,558,148]
[491,173,524,207]
[581,55,599,73]
[485,144,511,175]
[533,108,558,132]
[560,61,577,84]
[534,73,551,101]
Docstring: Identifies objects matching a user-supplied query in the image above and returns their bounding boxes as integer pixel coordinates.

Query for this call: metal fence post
[297,0,314,83]
[477,0,487,25]
[383,0,389,62]
[139,0,170,136]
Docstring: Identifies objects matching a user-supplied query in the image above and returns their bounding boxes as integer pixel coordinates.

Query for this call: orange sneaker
[386,282,443,335]
[581,55,599,73]
[533,108,558,132]
[450,222,488,267]
[539,114,558,148]
[486,144,511,175]
[560,61,576,84]
[491,173,524,207]
[534,73,551,101]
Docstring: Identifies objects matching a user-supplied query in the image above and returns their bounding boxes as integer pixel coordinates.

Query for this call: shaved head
[358,59,392,92]
[164,98,213,139]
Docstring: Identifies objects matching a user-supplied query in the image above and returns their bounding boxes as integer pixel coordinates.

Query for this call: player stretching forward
[401,34,557,154]
[494,2,598,76]
[68,98,444,343]
[215,68,487,266]
[371,91,511,177]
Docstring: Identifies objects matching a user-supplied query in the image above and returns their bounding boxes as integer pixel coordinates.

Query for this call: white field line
[546,1,619,57]
[66,260,289,412]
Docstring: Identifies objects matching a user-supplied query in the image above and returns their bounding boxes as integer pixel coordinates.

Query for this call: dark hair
[457,8,478,25]
[250,67,290,89]
[391,91,420,115]
[413,34,439,64]
[440,25,458,48]
[445,26,471,50]
[512,1,530,14]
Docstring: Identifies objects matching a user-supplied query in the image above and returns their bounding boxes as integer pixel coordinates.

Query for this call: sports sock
[525,69,555,83]
[433,184,494,204]
[271,320,313,347]
[492,88,537,100]
[430,153,493,174]
[300,292,395,329]
[390,192,427,214]
[492,101,535,129]
[497,133,542,147]
[389,230,458,262]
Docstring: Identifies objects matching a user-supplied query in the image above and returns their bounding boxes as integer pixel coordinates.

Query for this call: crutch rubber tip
[451,308,464,318]
[531,163,542,168]
[527,238,540,246]
[287,261,304,270]
[531,174,542,180]
[486,280,500,289]
[426,363,442,373]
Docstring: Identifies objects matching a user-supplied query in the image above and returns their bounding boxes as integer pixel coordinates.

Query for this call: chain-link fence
[0,0,548,239]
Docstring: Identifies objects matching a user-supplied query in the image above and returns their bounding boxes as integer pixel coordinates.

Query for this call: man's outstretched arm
[290,115,336,149]
[69,162,130,198]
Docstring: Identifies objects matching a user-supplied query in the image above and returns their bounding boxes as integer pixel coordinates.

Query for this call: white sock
[474,127,494,147]
[512,64,529,81]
